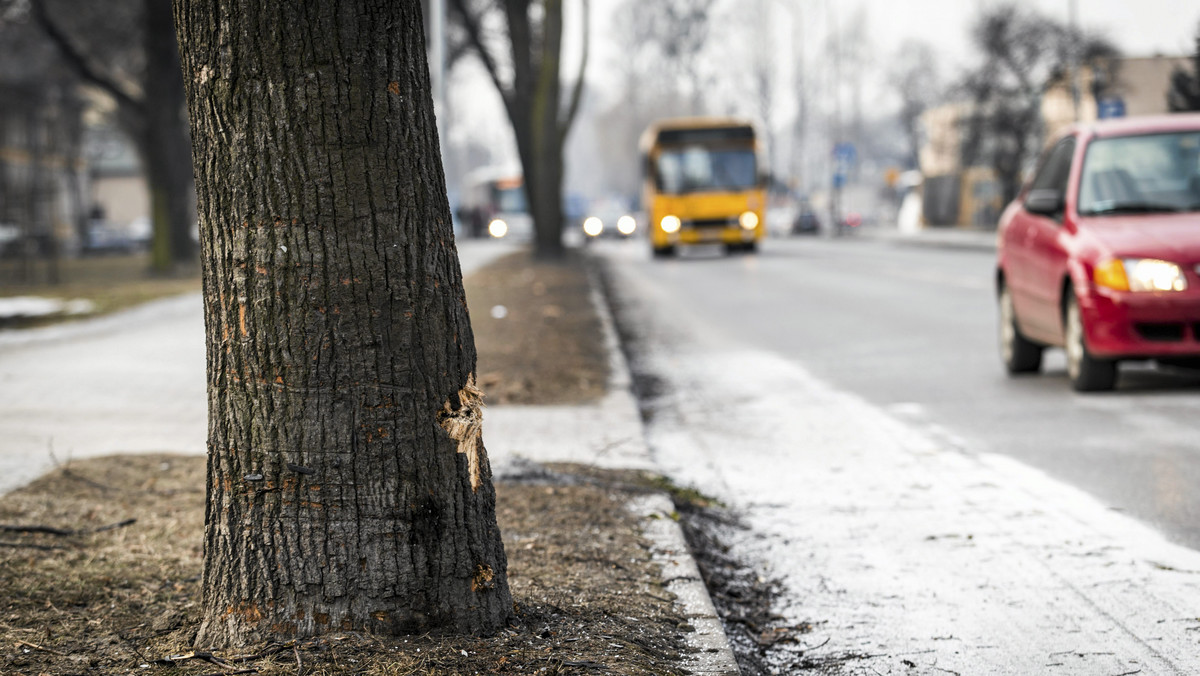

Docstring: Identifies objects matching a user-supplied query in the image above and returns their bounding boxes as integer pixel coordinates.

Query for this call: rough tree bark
[174,0,512,647]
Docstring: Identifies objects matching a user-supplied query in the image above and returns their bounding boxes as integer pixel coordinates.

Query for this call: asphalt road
[596,234,1200,551]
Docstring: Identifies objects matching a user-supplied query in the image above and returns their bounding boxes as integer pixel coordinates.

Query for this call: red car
[997,114,1200,391]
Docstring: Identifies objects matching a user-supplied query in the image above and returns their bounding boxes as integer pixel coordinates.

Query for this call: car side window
[1029,138,1076,194]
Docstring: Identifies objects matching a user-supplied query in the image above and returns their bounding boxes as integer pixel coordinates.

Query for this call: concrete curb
[634,495,740,675]
[585,256,742,676]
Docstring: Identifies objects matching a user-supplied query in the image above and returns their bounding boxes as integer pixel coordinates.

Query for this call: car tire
[999,285,1043,374]
[1065,290,1117,392]
[652,245,676,258]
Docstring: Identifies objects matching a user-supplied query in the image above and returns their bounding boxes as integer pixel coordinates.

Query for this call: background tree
[29,0,196,272]
[891,40,939,170]
[0,10,84,284]
[174,0,512,647]
[583,0,715,199]
[961,4,1118,204]
[1168,20,1200,112]
[631,0,716,116]
[449,0,589,260]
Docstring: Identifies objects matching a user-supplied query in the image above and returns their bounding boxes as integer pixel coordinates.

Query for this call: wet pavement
[600,239,1200,674]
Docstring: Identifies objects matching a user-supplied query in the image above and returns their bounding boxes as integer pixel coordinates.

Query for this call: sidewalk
[0,240,740,675]
[484,263,739,675]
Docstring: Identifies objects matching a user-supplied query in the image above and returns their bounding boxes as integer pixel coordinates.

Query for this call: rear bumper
[1083,287,1200,358]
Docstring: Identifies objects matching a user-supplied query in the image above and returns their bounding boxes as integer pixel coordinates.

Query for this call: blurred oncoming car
[996,113,1200,391]
[582,199,638,241]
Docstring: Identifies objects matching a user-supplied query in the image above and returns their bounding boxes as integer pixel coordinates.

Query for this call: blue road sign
[833,142,856,163]
[1098,97,1126,119]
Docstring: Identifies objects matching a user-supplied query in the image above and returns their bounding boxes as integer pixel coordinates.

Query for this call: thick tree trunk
[175,0,512,647]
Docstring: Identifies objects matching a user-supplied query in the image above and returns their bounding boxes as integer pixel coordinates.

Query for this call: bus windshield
[656,146,757,194]
[495,185,528,213]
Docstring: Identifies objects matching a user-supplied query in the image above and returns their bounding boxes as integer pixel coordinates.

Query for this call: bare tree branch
[29,0,145,119]
[449,0,518,121]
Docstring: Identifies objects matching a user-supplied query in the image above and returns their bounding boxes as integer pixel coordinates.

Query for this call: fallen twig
[0,541,66,551]
[60,467,115,493]
[0,518,136,537]
[15,639,66,656]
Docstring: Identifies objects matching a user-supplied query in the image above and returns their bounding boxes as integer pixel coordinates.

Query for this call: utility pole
[1068,0,1081,121]
[829,0,842,236]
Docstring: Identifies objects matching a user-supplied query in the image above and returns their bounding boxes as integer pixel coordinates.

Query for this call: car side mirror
[1025,189,1064,217]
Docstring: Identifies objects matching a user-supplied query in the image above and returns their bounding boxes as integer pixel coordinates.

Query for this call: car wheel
[1065,290,1117,392]
[999,285,1043,374]
[652,245,676,258]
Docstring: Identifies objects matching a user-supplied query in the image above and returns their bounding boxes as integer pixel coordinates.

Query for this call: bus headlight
[739,211,759,230]
[583,217,603,237]
[617,215,637,235]
[488,219,508,238]
[660,215,681,233]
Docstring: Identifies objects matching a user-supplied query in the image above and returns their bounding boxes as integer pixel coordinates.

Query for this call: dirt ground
[464,249,608,406]
[0,253,200,329]
[0,248,692,675]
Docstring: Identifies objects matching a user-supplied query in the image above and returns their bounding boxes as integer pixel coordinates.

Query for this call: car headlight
[488,219,508,238]
[583,217,603,237]
[616,215,637,235]
[738,211,759,230]
[1094,258,1187,292]
[660,215,681,233]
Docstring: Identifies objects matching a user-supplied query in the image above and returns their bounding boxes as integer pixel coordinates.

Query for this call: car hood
[1078,212,1200,261]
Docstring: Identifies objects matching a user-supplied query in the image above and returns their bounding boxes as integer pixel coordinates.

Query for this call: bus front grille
[684,218,737,229]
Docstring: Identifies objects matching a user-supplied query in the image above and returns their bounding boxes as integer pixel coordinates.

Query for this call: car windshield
[1078,131,1200,216]
[656,146,757,194]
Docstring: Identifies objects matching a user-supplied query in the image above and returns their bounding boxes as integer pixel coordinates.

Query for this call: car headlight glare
[1094,258,1187,292]
[488,219,508,238]
[660,215,681,233]
[583,216,603,237]
[617,215,637,235]
[1125,258,1187,292]
[739,211,759,230]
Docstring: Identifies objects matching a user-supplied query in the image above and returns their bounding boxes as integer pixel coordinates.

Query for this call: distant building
[85,124,150,239]
[918,55,1190,230]
[1042,55,1191,139]
[917,102,1003,229]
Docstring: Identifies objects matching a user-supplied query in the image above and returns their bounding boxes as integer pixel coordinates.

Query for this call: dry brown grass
[0,253,200,328]
[464,250,608,405]
[0,249,690,674]
[0,456,689,674]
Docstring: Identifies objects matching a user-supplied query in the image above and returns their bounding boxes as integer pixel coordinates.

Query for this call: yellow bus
[639,117,766,257]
